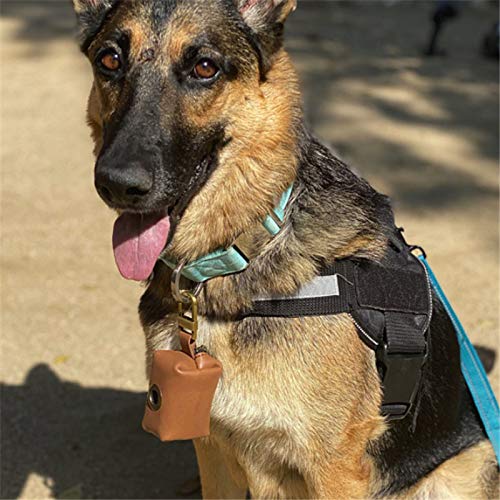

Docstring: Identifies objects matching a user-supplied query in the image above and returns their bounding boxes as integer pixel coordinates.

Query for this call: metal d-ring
[409,245,427,259]
[171,260,203,303]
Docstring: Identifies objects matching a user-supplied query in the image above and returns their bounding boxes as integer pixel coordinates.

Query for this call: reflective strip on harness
[255,274,340,302]
[247,262,356,320]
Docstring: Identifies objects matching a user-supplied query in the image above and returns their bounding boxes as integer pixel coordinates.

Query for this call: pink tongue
[112,213,170,281]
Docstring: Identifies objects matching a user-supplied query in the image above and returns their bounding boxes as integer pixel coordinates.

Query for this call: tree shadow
[2,348,496,499]
[1,2,498,498]
[284,0,498,216]
[3,0,498,204]
[1,1,77,50]
[1,364,199,499]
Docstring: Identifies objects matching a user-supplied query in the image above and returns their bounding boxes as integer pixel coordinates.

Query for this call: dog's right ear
[72,0,117,51]
[237,0,297,31]
[235,0,297,73]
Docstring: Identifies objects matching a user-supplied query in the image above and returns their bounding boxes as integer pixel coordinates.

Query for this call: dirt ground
[1,1,498,498]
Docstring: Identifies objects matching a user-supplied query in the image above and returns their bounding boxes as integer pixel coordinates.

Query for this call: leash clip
[177,291,199,341]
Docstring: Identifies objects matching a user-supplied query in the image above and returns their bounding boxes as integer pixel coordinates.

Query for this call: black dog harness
[242,230,433,420]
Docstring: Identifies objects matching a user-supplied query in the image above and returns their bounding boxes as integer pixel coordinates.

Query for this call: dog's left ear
[236,0,297,71]
[72,0,118,50]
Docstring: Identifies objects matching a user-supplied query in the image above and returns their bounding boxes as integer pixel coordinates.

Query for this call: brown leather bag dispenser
[142,293,222,441]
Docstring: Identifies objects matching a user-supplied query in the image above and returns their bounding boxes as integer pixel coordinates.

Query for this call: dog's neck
[143,138,394,323]
[199,141,393,319]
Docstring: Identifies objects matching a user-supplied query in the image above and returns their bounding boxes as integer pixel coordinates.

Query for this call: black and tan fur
[73,0,498,497]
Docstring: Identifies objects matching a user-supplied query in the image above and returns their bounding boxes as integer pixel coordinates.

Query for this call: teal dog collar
[161,185,293,283]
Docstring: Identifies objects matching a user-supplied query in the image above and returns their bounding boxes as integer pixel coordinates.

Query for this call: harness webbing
[250,261,356,318]
[244,244,432,421]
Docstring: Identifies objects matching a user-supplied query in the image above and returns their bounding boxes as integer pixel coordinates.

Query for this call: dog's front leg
[194,437,248,499]
[242,458,371,499]
[245,466,310,499]
[307,456,373,499]
[305,429,377,499]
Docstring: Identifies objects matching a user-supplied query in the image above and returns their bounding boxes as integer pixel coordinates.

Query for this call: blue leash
[419,255,500,463]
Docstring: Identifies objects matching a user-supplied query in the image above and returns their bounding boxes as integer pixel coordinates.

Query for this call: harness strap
[244,248,431,421]
[250,261,355,318]
[419,255,500,463]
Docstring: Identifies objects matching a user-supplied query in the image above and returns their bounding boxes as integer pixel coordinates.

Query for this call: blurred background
[1,0,498,498]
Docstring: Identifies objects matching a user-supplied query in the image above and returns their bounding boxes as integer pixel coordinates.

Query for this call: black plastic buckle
[377,343,428,421]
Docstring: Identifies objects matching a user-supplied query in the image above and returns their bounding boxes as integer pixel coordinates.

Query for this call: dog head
[74,0,301,280]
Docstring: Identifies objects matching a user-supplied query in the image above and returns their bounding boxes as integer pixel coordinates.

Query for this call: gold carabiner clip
[177,291,198,341]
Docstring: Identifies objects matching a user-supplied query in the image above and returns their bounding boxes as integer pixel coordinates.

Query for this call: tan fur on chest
[144,311,385,490]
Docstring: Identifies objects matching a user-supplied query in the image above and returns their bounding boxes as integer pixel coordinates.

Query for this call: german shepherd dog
[73,0,498,497]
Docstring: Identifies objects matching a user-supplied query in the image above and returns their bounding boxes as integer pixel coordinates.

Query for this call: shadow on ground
[0,1,76,50]
[3,0,497,217]
[1,349,496,499]
[1,1,498,498]
[1,365,199,499]
[286,1,498,214]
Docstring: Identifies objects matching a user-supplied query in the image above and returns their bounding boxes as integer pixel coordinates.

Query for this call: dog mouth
[111,153,217,281]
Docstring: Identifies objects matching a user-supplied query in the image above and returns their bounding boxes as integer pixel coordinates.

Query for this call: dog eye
[98,49,121,73]
[193,58,219,80]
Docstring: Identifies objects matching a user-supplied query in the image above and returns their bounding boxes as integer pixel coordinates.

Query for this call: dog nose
[95,162,153,206]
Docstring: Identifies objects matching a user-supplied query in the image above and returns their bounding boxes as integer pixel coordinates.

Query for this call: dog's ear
[237,0,296,30]
[72,0,118,50]
[235,0,297,71]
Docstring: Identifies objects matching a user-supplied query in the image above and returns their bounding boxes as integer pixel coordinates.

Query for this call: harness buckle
[376,343,428,420]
